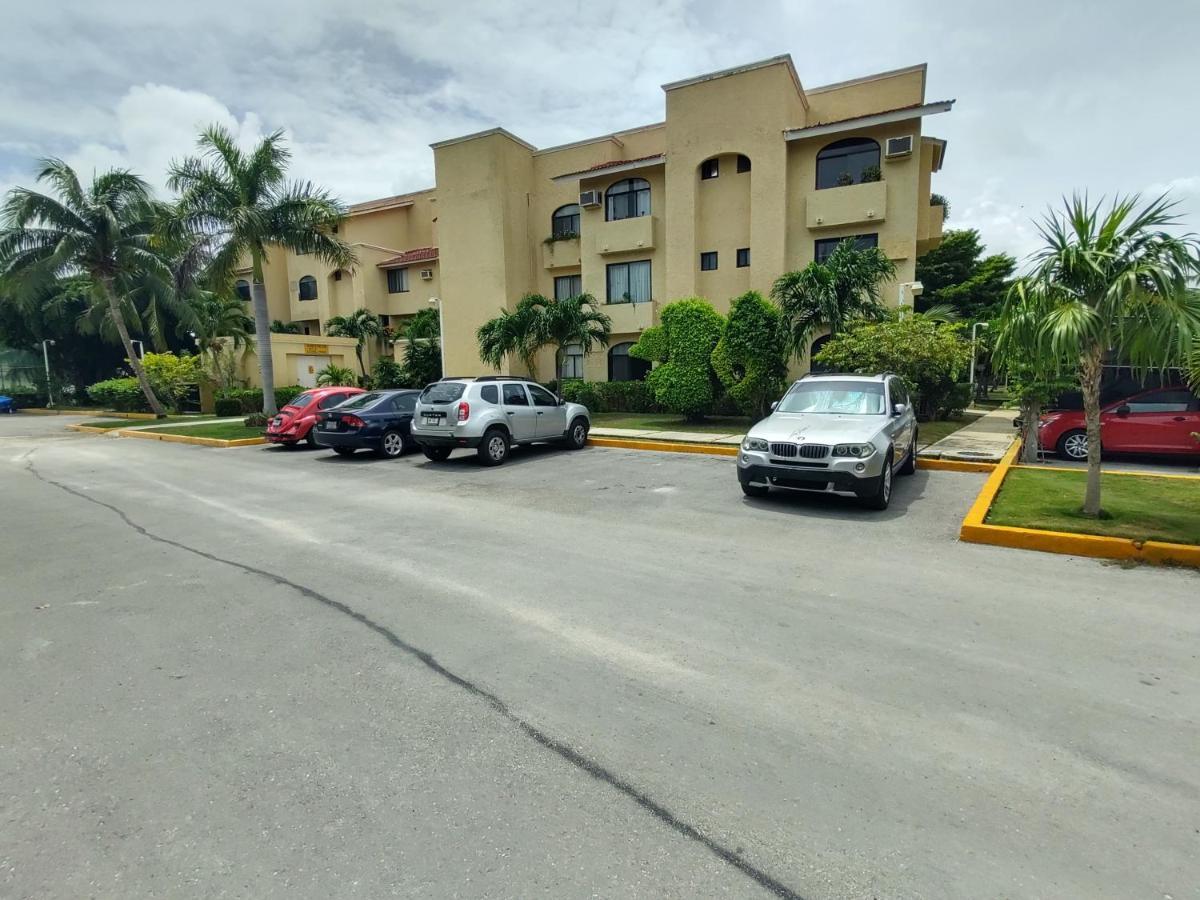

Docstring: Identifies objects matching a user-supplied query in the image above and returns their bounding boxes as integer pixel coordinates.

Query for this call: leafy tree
[930,193,950,221]
[710,290,788,418]
[1024,193,1200,517]
[140,351,202,412]
[325,308,384,376]
[534,293,612,381]
[371,356,407,389]
[400,307,440,341]
[402,340,442,387]
[0,160,174,415]
[814,315,972,420]
[168,125,356,415]
[316,363,356,386]
[631,298,724,422]
[771,239,894,362]
[477,295,544,379]
[270,319,302,334]
[916,229,1016,321]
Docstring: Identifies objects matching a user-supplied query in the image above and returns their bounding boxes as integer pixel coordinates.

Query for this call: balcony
[603,299,657,333]
[593,215,655,255]
[542,236,581,270]
[918,202,945,254]
[806,181,887,230]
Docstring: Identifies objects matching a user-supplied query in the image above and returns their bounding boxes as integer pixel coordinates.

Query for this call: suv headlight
[832,443,875,458]
[741,437,769,452]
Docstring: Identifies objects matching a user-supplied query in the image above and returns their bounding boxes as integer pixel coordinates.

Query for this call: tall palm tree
[1027,194,1200,516]
[168,125,356,414]
[477,295,544,379]
[189,292,255,353]
[771,239,895,361]
[325,307,384,376]
[533,293,612,381]
[0,160,173,415]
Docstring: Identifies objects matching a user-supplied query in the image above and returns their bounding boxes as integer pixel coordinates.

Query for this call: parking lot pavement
[3,417,1200,899]
[1030,451,1200,476]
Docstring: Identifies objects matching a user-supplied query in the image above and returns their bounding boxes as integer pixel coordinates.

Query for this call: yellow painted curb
[1012,463,1200,481]
[588,436,738,457]
[959,442,1200,568]
[23,408,154,418]
[65,424,112,434]
[117,428,266,448]
[917,457,997,473]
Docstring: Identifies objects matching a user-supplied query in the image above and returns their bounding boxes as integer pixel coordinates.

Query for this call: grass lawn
[589,412,755,435]
[82,415,213,430]
[918,411,983,446]
[987,468,1200,545]
[144,422,266,441]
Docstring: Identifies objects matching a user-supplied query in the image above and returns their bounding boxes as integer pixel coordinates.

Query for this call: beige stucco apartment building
[246,54,950,386]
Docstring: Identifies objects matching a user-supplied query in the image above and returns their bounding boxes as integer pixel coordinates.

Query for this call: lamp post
[969,322,989,388]
[428,297,444,376]
[897,281,923,317]
[41,339,55,408]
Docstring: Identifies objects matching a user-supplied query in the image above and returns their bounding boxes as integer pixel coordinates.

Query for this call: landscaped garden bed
[138,422,266,441]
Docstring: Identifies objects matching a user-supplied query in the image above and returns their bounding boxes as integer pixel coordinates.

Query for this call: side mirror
[769,401,778,412]
[893,403,907,417]
[1116,404,1131,417]
[558,396,566,406]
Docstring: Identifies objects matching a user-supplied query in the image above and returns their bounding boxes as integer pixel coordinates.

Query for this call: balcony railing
[806,181,887,230]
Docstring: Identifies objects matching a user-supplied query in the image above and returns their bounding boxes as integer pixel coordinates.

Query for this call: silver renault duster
[736,372,918,509]
[411,376,591,466]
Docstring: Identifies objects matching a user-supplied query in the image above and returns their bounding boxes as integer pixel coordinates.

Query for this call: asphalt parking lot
[3,415,1199,899]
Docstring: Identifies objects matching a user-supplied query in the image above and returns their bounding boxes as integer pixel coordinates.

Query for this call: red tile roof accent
[586,153,664,172]
[792,100,953,132]
[376,247,438,269]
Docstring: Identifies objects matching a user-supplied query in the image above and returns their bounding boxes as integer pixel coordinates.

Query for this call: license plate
[271,416,282,427]
[422,414,442,425]
[321,422,336,430]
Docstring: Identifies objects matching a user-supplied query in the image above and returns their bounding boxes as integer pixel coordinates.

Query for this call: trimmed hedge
[560,379,659,413]
[85,377,151,412]
[214,397,242,417]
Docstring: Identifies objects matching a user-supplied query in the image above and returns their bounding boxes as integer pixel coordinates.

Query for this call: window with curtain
[551,203,580,237]
[298,276,318,300]
[608,342,651,382]
[605,178,650,221]
[606,260,652,304]
[559,344,584,380]
[235,279,251,301]
[815,138,881,190]
[814,233,878,264]
[387,268,409,293]
[554,274,582,300]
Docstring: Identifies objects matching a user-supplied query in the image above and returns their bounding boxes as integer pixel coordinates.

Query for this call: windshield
[337,391,385,411]
[776,380,885,415]
[285,392,315,409]
[419,382,465,404]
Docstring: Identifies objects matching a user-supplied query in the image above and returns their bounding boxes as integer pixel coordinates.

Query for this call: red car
[1039,386,1200,460]
[265,386,364,447]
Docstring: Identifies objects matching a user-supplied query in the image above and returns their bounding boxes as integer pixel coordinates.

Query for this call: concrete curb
[65,424,115,435]
[918,458,997,473]
[588,436,738,457]
[23,408,155,418]
[116,428,267,448]
[959,442,1200,568]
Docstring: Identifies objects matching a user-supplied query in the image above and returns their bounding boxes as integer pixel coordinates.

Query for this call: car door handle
[536,411,544,415]
[506,411,515,416]
[1173,416,1187,421]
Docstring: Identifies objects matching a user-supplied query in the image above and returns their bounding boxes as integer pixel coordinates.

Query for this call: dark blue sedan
[312,389,419,458]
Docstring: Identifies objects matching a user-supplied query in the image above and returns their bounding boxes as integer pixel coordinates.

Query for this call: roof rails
[800,371,890,380]
[473,375,529,382]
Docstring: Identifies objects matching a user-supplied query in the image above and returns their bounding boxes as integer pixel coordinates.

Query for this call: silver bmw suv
[411,376,591,466]
[736,373,918,509]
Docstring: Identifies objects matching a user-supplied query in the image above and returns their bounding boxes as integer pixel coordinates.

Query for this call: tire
[477,427,510,466]
[899,431,917,476]
[377,429,405,459]
[333,447,356,457]
[741,481,769,498]
[860,451,894,510]
[564,417,589,450]
[304,429,317,449]
[1057,429,1090,461]
[422,445,452,462]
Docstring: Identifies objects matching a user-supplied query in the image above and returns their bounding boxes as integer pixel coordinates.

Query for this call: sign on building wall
[302,343,329,354]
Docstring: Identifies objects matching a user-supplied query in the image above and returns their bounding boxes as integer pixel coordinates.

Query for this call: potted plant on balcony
[860,164,882,183]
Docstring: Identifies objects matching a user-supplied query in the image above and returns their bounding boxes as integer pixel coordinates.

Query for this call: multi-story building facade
[249,54,950,385]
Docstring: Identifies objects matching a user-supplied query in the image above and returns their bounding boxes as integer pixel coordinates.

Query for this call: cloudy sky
[2,0,1197,263]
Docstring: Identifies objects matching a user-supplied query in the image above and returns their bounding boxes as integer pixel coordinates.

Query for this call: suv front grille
[770,442,829,459]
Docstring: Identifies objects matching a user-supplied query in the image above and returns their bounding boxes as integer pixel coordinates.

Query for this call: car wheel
[378,429,405,458]
[860,451,893,510]
[741,481,769,498]
[422,446,452,462]
[899,431,917,476]
[304,429,317,449]
[1057,429,1090,461]
[478,427,510,466]
[565,417,589,450]
[333,447,356,457]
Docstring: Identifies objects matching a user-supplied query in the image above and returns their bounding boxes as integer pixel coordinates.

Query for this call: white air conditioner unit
[419,268,434,281]
[885,135,913,158]
[579,189,603,207]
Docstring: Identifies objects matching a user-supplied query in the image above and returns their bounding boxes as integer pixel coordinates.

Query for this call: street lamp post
[897,281,924,318]
[41,339,55,408]
[428,297,444,376]
[969,322,989,389]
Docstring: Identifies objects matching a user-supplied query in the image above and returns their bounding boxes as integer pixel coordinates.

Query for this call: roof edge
[806,63,928,96]
[551,154,666,184]
[430,126,536,152]
[784,100,954,141]
[662,54,806,107]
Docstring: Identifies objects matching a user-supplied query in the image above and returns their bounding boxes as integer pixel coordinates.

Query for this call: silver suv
[411,376,592,466]
[736,373,918,509]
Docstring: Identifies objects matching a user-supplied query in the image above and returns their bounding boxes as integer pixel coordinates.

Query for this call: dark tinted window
[889,379,909,407]
[736,154,751,173]
[816,138,881,190]
[392,393,416,413]
[480,385,499,404]
[420,382,465,404]
[529,384,558,407]
[387,268,409,293]
[551,204,580,237]
[736,248,750,268]
[608,342,651,382]
[700,158,719,180]
[606,260,652,304]
[235,279,251,301]
[318,392,350,409]
[286,392,315,409]
[339,391,385,410]
[554,274,582,300]
[700,251,718,271]
[298,275,318,300]
[605,178,650,221]
[815,233,878,264]
[502,384,529,406]
[1123,390,1195,413]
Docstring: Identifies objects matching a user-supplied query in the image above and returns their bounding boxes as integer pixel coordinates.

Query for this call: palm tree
[189,292,255,356]
[0,160,173,415]
[771,239,895,361]
[477,295,544,379]
[534,293,612,381]
[1027,194,1200,516]
[168,125,356,415]
[325,308,384,376]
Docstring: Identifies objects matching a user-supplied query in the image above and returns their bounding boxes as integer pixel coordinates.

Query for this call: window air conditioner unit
[419,268,434,280]
[884,135,913,158]
[579,189,603,207]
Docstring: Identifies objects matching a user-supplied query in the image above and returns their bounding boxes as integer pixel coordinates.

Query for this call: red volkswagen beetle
[265,386,364,447]
[1039,386,1200,460]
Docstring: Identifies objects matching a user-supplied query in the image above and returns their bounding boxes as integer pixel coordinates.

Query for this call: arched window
[559,343,584,381]
[551,203,580,238]
[815,138,881,190]
[605,178,650,221]
[235,279,251,301]
[298,275,318,301]
[736,154,751,173]
[809,335,833,372]
[608,341,651,382]
[700,158,719,180]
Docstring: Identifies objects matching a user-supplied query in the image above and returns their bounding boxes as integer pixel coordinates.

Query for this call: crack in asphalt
[26,459,806,900]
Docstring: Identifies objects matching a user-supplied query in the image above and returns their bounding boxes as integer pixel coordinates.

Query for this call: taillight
[340,414,365,428]
[456,401,470,422]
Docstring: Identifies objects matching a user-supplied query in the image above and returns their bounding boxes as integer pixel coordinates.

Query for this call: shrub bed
[85,378,151,412]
